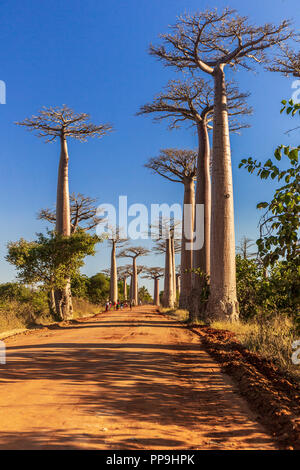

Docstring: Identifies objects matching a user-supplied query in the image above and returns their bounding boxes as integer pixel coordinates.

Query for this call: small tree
[138,286,153,305]
[150,9,292,321]
[117,247,150,304]
[16,105,112,319]
[6,231,99,320]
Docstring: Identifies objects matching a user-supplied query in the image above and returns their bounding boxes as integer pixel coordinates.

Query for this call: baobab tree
[139,79,250,292]
[38,193,102,234]
[16,105,112,319]
[150,9,292,321]
[145,149,196,308]
[268,44,300,77]
[105,227,128,304]
[237,236,257,260]
[154,235,181,308]
[120,264,145,301]
[118,265,131,301]
[142,267,164,306]
[117,247,150,305]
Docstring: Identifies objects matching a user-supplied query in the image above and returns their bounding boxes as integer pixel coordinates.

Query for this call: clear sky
[0,0,299,294]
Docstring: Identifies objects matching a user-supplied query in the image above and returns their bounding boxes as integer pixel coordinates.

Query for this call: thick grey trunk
[129,275,133,301]
[179,178,195,308]
[110,242,118,303]
[171,236,176,304]
[56,136,71,236]
[205,65,239,322]
[132,257,138,305]
[154,277,160,306]
[163,238,174,308]
[55,135,73,320]
[193,120,211,280]
[123,276,127,300]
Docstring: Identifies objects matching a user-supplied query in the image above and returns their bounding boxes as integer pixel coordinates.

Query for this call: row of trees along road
[139,8,294,321]
[5,8,299,324]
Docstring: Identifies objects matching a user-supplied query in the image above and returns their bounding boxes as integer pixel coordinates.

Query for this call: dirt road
[0,306,276,450]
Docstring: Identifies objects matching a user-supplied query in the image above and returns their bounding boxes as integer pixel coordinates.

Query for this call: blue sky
[0,0,299,294]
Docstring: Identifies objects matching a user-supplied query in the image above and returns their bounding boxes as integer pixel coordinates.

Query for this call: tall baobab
[142,267,164,306]
[154,236,181,308]
[118,265,131,301]
[145,149,196,308]
[117,247,150,305]
[105,227,128,304]
[150,9,292,321]
[38,193,102,234]
[139,79,250,292]
[16,105,112,319]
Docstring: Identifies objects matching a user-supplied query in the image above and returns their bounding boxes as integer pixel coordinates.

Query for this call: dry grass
[72,298,102,318]
[162,307,299,383]
[0,297,102,334]
[0,300,52,333]
[160,307,191,323]
[211,315,300,382]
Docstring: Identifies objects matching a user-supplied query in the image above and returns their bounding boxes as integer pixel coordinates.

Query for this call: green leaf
[257,202,269,209]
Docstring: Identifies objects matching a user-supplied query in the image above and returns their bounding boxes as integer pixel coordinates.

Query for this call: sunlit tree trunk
[129,275,133,301]
[154,277,160,306]
[110,241,118,303]
[179,178,195,308]
[55,134,73,320]
[123,276,127,300]
[193,120,211,281]
[171,236,176,304]
[206,65,239,322]
[132,257,138,305]
[163,238,174,308]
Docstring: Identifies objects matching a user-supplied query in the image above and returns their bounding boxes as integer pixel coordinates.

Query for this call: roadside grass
[72,298,102,318]
[0,298,102,334]
[211,314,300,382]
[160,307,191,323]
[162,307,299,383]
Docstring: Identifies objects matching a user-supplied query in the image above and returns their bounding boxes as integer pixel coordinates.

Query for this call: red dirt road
[0,306,276,450]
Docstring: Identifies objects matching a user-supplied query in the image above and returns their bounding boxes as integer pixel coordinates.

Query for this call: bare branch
[145,148,197,183]
[150,9,293,73]
[16,104,113,143]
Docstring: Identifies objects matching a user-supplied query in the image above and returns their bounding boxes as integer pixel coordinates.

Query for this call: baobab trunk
[154,277,160,306]
[132,258,138,305]
[55,134,73,320]
[171,236,176,304]
[179,178,195,309]
[129,275,133,301]
[189,120,211,321]
[110,242,118,303]
[123,276,127,301]
[163,238,174,308]
[176,273,181,296]
[193,120,211,281]
[205,65,239,322]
